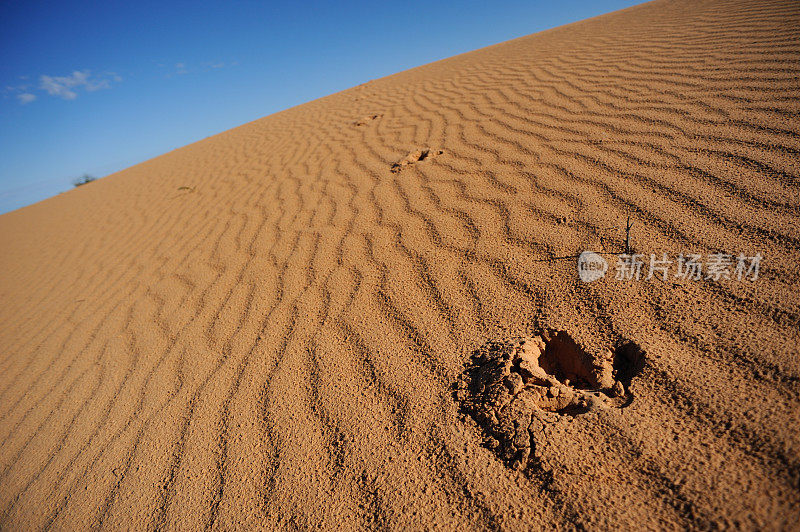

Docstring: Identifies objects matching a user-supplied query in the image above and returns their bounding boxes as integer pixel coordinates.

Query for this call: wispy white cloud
[175,62,188,75]
[39,70,121,100]
[3,69,121,106]
[40,71,85,99]
[42,71,83,99]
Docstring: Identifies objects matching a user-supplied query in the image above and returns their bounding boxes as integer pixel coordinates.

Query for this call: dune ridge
[1,0,799,528]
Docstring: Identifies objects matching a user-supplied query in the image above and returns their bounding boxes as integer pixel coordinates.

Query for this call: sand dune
[1,0,799,528]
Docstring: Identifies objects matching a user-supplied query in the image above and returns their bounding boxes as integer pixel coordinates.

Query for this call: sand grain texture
[1,0,799,529]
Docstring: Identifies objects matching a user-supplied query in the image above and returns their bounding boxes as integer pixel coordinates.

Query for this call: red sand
[1,0,799,528]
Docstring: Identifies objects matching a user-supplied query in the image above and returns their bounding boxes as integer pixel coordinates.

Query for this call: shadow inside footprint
[613,341,646,389]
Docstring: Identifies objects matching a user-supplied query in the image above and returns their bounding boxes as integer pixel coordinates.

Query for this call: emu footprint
[390,148,444,173]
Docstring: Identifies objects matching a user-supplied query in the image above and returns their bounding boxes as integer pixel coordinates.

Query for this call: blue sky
[0,0,642,214]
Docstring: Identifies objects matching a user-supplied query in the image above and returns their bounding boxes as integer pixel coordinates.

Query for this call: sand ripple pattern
[1,0,799,528]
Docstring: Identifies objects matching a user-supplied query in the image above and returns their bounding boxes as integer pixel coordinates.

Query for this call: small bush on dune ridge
[72,174,96,187]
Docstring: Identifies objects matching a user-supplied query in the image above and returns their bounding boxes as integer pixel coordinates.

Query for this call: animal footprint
[355,114,382,126]
[390,148,444,173]
[455,331,645,470]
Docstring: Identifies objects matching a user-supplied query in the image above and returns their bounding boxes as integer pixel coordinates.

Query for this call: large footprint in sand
[456,331,645,470]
